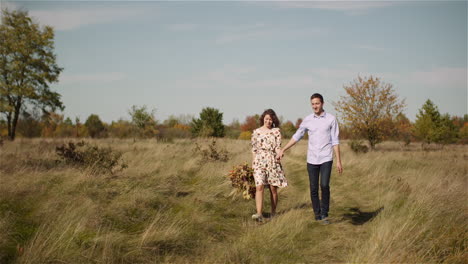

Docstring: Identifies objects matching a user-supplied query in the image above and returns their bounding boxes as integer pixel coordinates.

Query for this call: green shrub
[56,141,128,174]
[349,140,369,153]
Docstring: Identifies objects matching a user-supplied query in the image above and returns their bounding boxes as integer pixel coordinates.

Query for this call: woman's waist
[255,149,277,154]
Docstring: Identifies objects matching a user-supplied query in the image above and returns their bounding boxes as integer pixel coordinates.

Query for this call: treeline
[0,101,466,146]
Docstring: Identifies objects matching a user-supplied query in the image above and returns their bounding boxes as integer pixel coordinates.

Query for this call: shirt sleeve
[331,117,340,146]
[292,118,308,142]
[251,130,258,154]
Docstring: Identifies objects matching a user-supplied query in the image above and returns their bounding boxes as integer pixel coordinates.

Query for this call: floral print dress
[251,127,288,187]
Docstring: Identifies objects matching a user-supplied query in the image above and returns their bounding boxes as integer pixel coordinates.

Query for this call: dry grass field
[0,138,466,263]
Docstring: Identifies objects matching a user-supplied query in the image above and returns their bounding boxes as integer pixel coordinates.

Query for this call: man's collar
[313,111,326,118]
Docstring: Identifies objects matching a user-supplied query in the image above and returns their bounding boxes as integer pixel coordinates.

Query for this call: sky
[1,0,467,124]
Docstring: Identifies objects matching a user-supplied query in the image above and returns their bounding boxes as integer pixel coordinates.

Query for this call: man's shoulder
[303,113,314,121]
[325,112,337,119]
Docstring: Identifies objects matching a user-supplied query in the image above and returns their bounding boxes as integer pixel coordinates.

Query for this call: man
[277,93,343,224]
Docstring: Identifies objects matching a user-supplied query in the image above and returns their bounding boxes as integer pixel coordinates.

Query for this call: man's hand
[333,145,343,174]
[336,161,343,174]
[276,149,284,161]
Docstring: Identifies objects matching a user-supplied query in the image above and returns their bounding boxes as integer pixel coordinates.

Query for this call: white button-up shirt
[292,111,340,165]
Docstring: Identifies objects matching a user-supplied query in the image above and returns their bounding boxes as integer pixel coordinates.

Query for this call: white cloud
[28,6,153,31]
[406,67,467,88]
[215,25,325,44]
[273,1,394,10]
[167,23,199,31]
[215,28,276,44]
[356,45,385,51]
[60,72,127,84]
[249,0,402,14]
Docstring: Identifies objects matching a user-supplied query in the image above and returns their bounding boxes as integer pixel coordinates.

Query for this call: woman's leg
[255,185,264,215]
[269,185,278,215]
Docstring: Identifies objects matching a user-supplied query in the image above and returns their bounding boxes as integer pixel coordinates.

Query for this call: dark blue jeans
[307,161,333,220]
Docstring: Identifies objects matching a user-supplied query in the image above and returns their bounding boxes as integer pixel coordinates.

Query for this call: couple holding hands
[250,93,343,224]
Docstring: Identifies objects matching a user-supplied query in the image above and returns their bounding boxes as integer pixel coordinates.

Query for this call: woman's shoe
[252,213,263,222]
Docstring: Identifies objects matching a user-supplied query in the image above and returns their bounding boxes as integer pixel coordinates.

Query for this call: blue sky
[2,0,467,124]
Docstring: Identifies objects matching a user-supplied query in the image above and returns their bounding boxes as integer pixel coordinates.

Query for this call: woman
[251,109,288,222]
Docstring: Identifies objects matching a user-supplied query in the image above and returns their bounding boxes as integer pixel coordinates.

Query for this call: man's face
[311,98,323,114]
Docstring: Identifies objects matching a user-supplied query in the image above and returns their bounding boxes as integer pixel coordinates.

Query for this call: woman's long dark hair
[259,109,280,128]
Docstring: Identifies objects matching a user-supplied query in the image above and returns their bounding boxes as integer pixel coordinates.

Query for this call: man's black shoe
[320,216,330,225]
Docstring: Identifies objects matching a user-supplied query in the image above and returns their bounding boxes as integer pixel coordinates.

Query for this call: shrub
[227,163,256,200]
[158,126,191,140]
[56,141,128,174]
[349,140,369,153]
[238,131,252,140]
[194,140,229,162]
[281,121,296,138]
[84,114,107,138]
[225,127,241,139]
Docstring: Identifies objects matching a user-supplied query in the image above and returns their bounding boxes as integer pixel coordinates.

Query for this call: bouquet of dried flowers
[227,162,256,200]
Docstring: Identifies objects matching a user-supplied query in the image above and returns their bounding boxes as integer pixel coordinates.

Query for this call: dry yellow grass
[0,138,466,263]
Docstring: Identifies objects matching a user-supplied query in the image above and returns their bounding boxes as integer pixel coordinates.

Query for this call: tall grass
[0,138,466,263]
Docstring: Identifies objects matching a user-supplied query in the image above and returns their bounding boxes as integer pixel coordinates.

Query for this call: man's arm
[333,145,343,174]
[276,138,298,160]
[331,117,342,174]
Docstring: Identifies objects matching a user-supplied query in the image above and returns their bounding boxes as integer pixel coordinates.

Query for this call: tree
[0,9,63,140]
[413,100,459,145]
[41,112,63,137]
[225,119,241,139]
[191,107,225,137]
[439,113,458,144]
[413,99,442,145]
[16,110,42,138]
[75,117,87,138]
[295,118,303,129]
[393,113,412,145]
[85,114,106,138]
[334,76,405,149]
[280,120,296,138]
[240,115,260,132]
[128,105,158,138]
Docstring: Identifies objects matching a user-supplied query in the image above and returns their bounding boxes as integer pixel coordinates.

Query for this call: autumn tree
[0,9,63,140]
[240,115,260,132]
[393,113,412,145]
[41,112,63,137]
[74,117,87,137]
[334,76,405,149]
[55,116,75,137]
[108,119,134,138]
[452,115,468,144]
[191,107,224,137]
[295,118,303,129]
